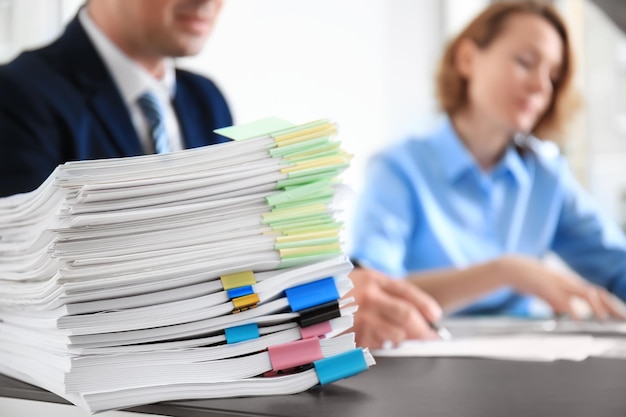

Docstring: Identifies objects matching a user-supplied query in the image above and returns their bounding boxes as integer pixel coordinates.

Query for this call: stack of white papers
[0,117,374,413]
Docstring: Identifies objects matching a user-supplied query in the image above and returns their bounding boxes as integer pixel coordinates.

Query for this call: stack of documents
[0,117,374,413]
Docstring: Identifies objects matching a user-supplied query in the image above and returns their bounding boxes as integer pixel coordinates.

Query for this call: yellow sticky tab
[275,230,339,244]
[274,122,335,143]
[278,242,342,258]
[275,125,338,148]
[220,271,256,290]
[280,155,349,174]
[232,294,260,313]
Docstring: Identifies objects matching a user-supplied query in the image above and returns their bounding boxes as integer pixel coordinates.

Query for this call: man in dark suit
[0,0,231,198]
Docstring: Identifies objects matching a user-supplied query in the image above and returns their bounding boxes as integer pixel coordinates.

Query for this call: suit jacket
[0,17,232,198]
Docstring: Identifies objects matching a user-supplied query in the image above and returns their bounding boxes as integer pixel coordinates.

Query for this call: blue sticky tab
[285,277,339,312]
[313,349,368,385]
[227,285,254,299]
[225,323,260,344]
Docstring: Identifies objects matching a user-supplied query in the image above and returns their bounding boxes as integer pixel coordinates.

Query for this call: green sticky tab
[275,236,339,250]
[277,221,343,235]
[279,253,341,269]
[285,144,342,163]
[274,196,333,211]
[268,213,336,231]
[262,204,329,224]
[282,178,339,191]
[214,117,295,141]
[269,136,331,158]
[266,180,332,207]
[276,172,338,189]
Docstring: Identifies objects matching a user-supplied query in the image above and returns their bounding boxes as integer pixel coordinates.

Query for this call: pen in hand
[429,322,452,341]
[380,322,452,349]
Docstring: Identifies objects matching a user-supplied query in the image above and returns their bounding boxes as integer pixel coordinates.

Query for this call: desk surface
[2,356,626,417]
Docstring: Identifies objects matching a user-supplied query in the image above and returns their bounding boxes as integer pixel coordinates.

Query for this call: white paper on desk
[440,317,626,336]
[591,338,626,359]
[372,335,619,362]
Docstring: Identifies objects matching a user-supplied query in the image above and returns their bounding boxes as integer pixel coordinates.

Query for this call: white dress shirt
[78,9,183,153]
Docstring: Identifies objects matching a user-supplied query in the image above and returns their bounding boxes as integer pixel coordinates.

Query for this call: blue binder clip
[286,277,339,312]
[225,323,260,344]
[313,349,369,385]
[227,285,254,300]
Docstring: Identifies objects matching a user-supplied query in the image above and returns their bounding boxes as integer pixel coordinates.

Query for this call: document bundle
[0,117,374,413]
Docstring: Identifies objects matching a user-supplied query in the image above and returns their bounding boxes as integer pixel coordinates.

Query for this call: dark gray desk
[2,356,626,417]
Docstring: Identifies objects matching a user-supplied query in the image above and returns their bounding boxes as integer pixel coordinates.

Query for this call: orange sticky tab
[232,293,260,313]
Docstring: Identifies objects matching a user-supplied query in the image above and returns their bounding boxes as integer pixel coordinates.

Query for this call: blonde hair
[436,0,579,140]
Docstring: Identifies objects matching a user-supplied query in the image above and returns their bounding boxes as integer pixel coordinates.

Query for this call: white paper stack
[0,117,374,413]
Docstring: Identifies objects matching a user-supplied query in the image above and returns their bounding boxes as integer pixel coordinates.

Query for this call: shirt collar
[432,117,476,183]
[493,141,529,185]
[433,117,529,186]
[78,8,176,103]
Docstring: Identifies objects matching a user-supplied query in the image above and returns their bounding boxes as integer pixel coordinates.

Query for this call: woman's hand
[344,267,443,348]
[497,255,626,320]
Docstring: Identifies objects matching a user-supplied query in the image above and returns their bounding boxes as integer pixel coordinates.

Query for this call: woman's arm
[406,259,503,314]
[409,255,626,319]
[551,165,626,301]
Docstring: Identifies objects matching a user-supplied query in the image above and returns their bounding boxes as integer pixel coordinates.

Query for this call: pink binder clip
[300,321,332,339]
[268,337,323,371]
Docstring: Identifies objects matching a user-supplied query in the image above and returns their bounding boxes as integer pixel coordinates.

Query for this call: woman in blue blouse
[349,1,626,348]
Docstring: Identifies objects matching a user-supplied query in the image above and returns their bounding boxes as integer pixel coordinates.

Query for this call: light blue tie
[137,91,171,154]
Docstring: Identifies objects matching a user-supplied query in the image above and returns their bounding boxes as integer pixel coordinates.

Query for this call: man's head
[88,0,224,61]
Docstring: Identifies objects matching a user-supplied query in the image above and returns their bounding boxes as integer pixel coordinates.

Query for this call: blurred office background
[1,0,625,221]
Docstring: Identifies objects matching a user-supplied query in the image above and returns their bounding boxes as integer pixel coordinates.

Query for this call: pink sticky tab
[300,321,332,339]
[268,338,323,371]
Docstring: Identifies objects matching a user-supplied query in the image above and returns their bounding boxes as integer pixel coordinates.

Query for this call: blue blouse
[351,118,626,316]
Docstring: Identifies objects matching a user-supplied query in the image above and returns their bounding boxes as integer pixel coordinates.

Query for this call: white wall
[0,0,61,60]
[555,0,626,227]
[442,0,489,38]
[583,2,626,227]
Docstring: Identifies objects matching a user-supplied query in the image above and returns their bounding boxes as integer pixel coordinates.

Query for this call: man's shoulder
[0,37,75,95]
[1,16,108,100]
[174,67,232,130]
[0,49,62,111]
[174,68,231,125]
[0,51,89,126]
[0,49,48,81]
[175,68,223,95]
